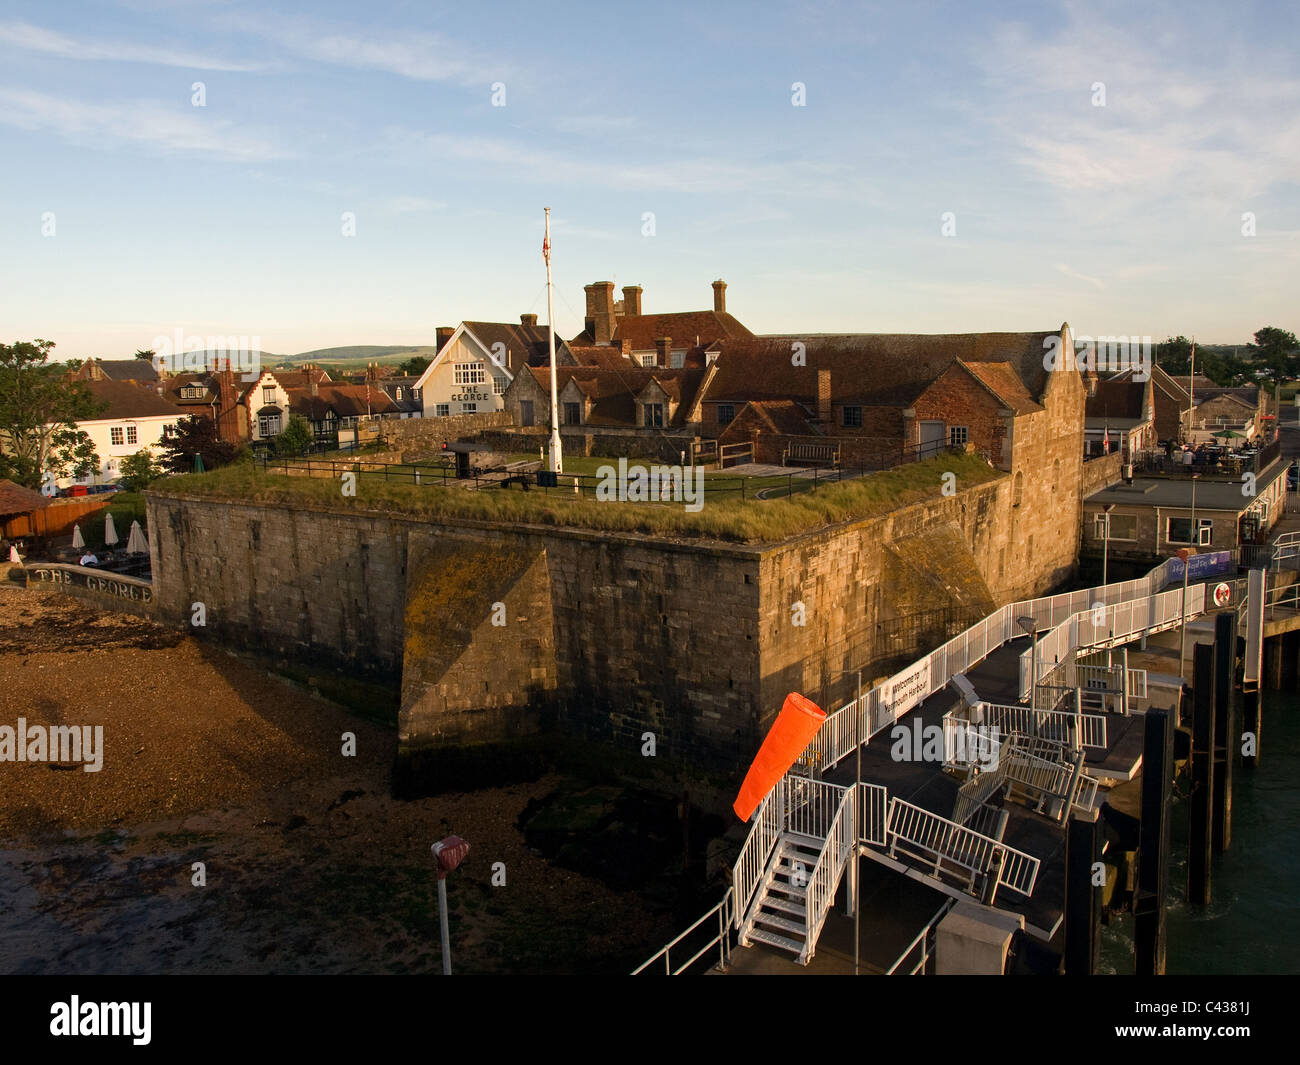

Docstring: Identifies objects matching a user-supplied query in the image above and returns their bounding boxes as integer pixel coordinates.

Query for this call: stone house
[1083,376,1155,459]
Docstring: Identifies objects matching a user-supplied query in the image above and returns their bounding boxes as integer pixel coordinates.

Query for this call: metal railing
[804,784,855,954]
[632,890,735,975]
[886,898,956,975]
[859,782,890,846]
[732,780,784,931]
[960,700,1108,750]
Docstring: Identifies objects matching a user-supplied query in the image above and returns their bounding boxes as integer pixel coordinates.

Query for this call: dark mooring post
[1188,641,1216,907]
[1213,612,1236,853]
[1064,811,1101,975]
[1135,706,1174,976]
[1241,688,1261,769]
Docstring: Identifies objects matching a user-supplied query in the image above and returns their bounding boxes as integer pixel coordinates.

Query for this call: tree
[1251,327,1299,380]
[1154,336,1194,377]
[159,415,241,474]
[399,355,430,376]
[119,449,164,491]
[134,348,156,362]
[0,339,105,489]
[274,414,314,457]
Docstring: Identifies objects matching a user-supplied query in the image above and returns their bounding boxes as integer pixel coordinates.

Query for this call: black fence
[1129,435,1282,479]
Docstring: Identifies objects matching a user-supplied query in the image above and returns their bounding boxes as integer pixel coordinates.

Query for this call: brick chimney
[655,337,672,368]
[818,369,831,423]
[584,281,616,343]
[436,326,455,351]
[622,285,642,317]
[712,279,727,314]
[215,369,241,443]
[520,313,538,328]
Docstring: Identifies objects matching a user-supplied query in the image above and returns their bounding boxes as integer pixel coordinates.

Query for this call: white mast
[544,206,563,473]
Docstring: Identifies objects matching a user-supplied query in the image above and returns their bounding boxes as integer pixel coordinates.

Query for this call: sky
[1,0,1297,358]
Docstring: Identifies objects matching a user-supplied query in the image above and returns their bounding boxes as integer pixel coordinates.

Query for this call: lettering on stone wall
[28,566,153,603]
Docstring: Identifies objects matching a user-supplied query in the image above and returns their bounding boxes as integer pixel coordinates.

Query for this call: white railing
[804,557,1179,772]
[632,889,735,974]
[886,898,956,975]
[886,797,1040,899]
[804,784,855,956]
[731,779,784,930]
[973,701,1107,750]
[859,782,890,846]
[941,718,1005,770]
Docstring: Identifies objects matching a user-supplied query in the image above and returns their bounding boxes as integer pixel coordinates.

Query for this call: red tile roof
[0,479,50,517]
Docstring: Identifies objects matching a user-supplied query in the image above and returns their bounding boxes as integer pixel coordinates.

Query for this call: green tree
[1154,336,1194,376]
[1250,327,1299,380]
[273,414,314,457]
[119,449,164,491]
[159,415,241,474]
[0,339,105,488]
[134,348,156,361]
[399,355,430,376]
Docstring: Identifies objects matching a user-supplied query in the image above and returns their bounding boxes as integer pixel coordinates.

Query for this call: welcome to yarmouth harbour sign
[26,564,153,603]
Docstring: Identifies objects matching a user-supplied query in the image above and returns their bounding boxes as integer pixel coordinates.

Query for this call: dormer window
[395,387,403,400]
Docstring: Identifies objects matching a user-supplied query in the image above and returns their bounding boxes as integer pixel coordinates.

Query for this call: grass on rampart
[149,453,1003,545]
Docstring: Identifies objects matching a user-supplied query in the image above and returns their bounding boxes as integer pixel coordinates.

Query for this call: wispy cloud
[222,12,502,85]
[0,20,262,72]
[554,114,637,137]
[0,88,288,160]
[1055,263,1105,289]
[376,195,445,215]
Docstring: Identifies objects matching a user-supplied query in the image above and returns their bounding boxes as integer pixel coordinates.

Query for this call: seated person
[79,551,98,566]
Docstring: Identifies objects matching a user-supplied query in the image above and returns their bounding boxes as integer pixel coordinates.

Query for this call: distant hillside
[280,345,439,364]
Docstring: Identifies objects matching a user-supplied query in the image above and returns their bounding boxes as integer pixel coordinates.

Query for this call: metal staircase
[738,832,823,961]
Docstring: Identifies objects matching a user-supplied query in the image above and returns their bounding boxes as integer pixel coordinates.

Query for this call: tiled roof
[82,379,184,420]
[79,359,161,383]
[463,321,567,374]
[526,366,708,427]
[0,479,50,517]
[287,384,400,420]
[1085,379,1147,421]
[570,310,753,352]
[705,332,1061,407]
[568,345,634,369]
[734,399,820,436]
[960,360,1043,415]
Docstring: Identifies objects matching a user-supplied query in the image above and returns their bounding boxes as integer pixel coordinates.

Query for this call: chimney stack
[584,281,616,343]
[818,369,831,423]
[712,279,727,314]
[655,337,672,368]
[622,285,643,317]
[436,326,455,351]
[520,313,538,328]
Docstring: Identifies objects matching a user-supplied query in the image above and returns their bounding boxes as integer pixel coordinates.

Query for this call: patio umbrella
[104,512,119,546]
[1212,429,1245,439]
[125,521,148,556]
[71,524,85,551]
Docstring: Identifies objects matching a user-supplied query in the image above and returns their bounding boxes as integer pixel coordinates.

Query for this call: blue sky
[2,0,1297,357]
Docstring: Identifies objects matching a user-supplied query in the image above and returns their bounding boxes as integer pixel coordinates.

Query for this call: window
[564,402,581,425]
[126,426,138,445]
[395,387,403,400]
[705,352,720,365]
[670,352,685,369]
[717,404,735,426]
[110,427,124,446]
[493,376,507,395]
[949,426,968,448]
[644,403,664,428]
[842,406,862,428]
[1168,517,1213,545]
[519,400,535,427]
[181,385,204,399]
[461,402,477,414]
[262,386,275,405]
[435,403,450,417]
[638,354,657,367]
[258,413,281,437]
[454,363,486,385]
[1094,513,1137,541]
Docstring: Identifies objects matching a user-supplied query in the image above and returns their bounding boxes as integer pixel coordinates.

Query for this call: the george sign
[1212,582,1232,607]
[26,565,153,603]
[884,658,931,720]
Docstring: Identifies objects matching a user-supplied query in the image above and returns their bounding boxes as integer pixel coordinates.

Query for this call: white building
[61,379,184,487]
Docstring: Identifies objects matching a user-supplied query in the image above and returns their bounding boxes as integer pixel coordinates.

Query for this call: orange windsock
[732,692,827,821]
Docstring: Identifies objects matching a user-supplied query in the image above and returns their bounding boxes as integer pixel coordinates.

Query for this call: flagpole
[544,207,563,474]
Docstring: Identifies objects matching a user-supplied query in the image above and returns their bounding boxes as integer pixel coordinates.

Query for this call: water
[1099,692,1300,974]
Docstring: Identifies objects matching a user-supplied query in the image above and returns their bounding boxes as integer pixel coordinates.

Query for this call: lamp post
[1178,473,1199,684]
[1102,503,1115,586]
[1017,616,1039,708]
[431,835,470,975]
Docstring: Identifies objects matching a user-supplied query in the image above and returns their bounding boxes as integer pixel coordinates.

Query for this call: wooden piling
[1212,612,1236,853]
[1134,706,1173,976]
[1187,641,1216,907]
[1064,811,1101,975]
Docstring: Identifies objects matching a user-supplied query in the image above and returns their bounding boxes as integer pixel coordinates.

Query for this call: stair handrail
[803,783,856,955]
[731,776,785,930]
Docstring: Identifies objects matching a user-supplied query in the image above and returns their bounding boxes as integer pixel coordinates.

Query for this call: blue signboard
[1166,550,1233,582]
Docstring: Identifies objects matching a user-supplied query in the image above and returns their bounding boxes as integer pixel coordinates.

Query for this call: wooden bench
[781,442,840,468]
